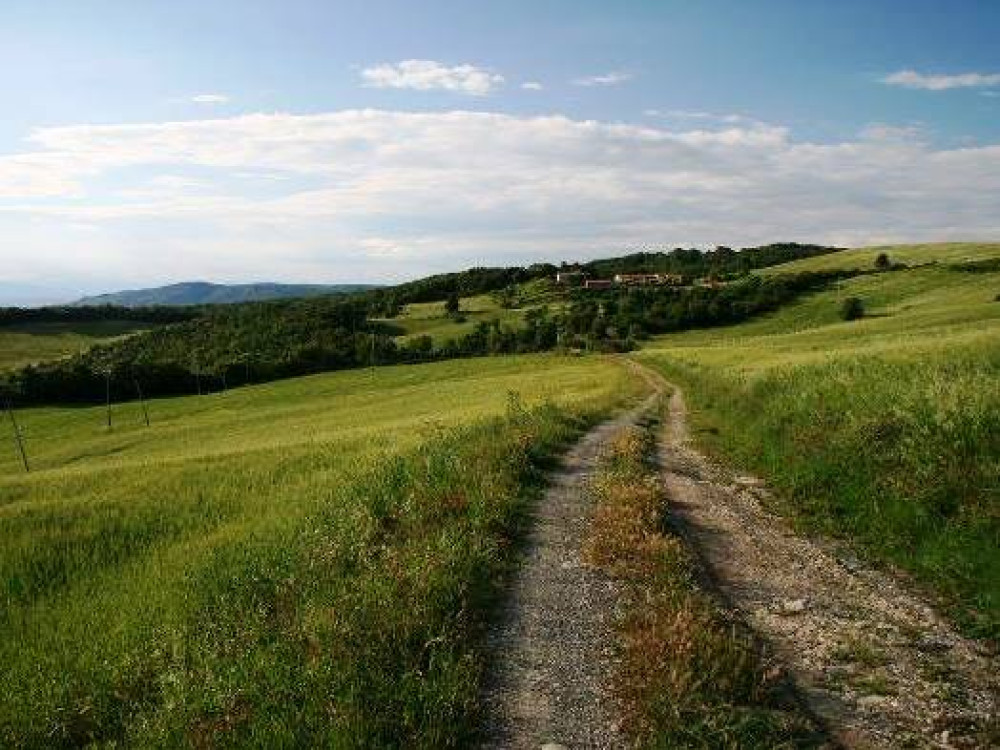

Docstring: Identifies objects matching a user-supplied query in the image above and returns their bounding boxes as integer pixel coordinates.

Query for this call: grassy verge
[647,348,999,641]
[637,249,1000,640]
[584,417,822,748]
[0,355,639,747]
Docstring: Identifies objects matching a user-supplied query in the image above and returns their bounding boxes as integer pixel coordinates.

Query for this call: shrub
[840,297,865,321]
[875,253,891,270]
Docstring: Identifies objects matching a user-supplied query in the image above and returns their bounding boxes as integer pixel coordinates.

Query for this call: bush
[875,253,891,270]
[840,297,865,321]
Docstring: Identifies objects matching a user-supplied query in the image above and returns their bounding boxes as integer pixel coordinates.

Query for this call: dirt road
[479,384,662,749]
[656,377,997,748]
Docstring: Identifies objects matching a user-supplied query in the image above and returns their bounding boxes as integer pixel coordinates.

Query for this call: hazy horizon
[1,0,998,305]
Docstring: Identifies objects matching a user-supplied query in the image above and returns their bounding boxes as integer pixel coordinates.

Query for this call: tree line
[1,270,854,405]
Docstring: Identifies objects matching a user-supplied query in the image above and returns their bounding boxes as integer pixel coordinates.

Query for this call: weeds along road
[648,365,998,748]
[479,365,664,749]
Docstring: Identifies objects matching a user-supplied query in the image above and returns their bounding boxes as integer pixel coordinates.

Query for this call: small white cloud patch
[361,60,503,96]
[881,70,1000,91]
[573,71,632,87]
[521,81,544,91]
[190,93,231,104]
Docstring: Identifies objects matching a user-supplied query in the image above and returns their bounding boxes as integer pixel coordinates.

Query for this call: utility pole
[133,376,150,427]
[105,369,113,430]
[4,398,29,473]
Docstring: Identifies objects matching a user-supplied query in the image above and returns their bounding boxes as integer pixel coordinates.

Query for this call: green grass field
[379,280,563,343]
[636,242,1000,637]
[0,320,150,371]
[0,354,641,747]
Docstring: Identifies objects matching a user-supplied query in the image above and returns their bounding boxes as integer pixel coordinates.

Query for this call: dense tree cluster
[0,304,198,326]
[579,243,840,281]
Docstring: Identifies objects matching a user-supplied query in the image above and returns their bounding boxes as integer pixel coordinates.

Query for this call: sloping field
[380,280,563,343]
[637,243,1000,637]
[0,354,640,747]
[0,320,149,371]
[385,294,525,342]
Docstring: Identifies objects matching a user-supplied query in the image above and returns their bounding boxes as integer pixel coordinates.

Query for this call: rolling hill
[72,281,379,307]
[0,240,996,745]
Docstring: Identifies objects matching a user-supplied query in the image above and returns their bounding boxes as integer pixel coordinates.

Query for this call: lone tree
[875,252,891,270]
[841,296,865,321]
[445,292,461,316]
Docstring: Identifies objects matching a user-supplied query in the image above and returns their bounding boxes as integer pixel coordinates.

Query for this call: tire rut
[479,384,662,749]
[652,372,998,749]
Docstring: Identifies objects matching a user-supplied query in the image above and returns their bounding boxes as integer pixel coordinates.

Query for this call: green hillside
[381,281,562,343]
[0,354,639,746]
[0,320,150,372]
[637,242,1000,637]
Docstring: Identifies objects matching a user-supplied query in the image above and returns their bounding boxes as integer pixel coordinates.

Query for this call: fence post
[4,398,29,473]
[105,370,112,430]
[133,376,150,427]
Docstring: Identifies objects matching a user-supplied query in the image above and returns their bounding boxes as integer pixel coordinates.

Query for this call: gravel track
[655,373,997,749]
[479,381,662,749]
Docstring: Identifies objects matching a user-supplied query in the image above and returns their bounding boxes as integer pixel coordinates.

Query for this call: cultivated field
[0,320,148,371]
[0,354,641,747]
[636,242,1000,637]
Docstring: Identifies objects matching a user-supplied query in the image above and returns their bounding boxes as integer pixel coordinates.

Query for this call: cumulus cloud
[190,93,231,104]
[0,109,998,288]
[521,81,544,91]
[361,60,503,96]
[881,69,1000,91]
[573,71,632,87]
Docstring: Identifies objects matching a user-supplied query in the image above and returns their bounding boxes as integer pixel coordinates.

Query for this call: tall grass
[639,250,1000,639]
[647,344,999,639]
[0,355,638,747]
[584,421,821,747]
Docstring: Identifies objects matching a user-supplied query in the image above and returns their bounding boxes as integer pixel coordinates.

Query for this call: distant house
[613,273,683,286]
[583,279,613,290]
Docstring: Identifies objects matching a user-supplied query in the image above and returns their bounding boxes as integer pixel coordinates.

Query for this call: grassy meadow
[636,243,1000,637]
[378,280,562,344]
[0,354,642,747]
[0,320,149,371]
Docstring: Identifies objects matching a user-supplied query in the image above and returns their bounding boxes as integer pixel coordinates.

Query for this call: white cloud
[573,71,632,87]
[645,109,754,126]
[521,81,544,91]
[361,60,503,96]
[0,109,998,289]
[190,93,231,104]
[881,70,1000,91]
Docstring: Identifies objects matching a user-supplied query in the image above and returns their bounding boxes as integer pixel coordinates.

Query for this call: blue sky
[1,0,998,303]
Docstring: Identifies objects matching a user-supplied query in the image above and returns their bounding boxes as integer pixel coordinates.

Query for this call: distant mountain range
[72,282,379,307]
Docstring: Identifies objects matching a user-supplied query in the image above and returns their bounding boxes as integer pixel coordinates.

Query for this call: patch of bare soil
[479,386,662,749]
[656,378,998,749]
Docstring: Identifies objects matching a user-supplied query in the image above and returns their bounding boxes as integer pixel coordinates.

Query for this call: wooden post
[133,376,150,427]
[4,398,29,473]
[105,370,112,430]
